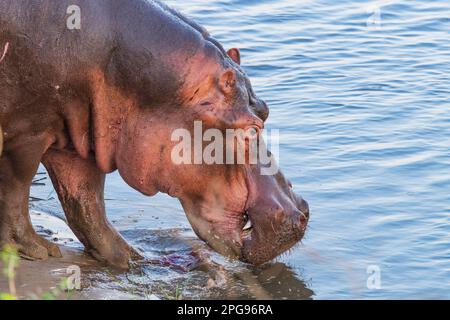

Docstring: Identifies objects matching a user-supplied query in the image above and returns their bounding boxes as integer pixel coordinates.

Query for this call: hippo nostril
[254,99,269,122]
[299,212,308,224]
[301,207,310,220]
[296,197,310,219]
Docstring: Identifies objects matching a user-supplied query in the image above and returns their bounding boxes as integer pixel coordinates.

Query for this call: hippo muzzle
[178,165,310,266]
[242,172,310,265]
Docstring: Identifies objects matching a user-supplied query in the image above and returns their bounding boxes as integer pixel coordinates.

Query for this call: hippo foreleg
[0,134,62,259]
[42,150,142,269]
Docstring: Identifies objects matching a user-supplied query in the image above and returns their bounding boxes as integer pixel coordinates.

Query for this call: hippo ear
[227,48,241,65]
[219,69,237,94]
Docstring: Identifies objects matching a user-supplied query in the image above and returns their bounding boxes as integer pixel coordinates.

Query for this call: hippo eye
[201,101,212,106]
[247,126,260,140]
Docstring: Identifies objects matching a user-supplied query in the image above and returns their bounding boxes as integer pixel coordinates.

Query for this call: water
[31,0,450,299]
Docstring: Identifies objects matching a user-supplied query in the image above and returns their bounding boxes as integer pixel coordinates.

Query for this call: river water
[31,0,450,299]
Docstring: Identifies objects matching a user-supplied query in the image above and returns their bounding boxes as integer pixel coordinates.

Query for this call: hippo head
[115,46,309,265]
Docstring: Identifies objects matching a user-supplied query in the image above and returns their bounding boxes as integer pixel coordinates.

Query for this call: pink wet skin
[114,47,310,267]
[0,0,309,269]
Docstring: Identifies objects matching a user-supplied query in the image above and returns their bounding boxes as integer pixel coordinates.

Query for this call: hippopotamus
[0,0,309,269]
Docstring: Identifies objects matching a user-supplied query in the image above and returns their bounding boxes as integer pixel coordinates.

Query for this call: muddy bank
[0,212,138,300]
[0,211,313,300]
[0,247,137,300]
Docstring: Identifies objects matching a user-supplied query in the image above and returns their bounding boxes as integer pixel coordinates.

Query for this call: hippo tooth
[0,42,9,63]
[243,220,252,231]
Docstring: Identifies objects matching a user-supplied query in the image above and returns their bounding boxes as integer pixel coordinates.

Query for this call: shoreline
[0,211,141,300]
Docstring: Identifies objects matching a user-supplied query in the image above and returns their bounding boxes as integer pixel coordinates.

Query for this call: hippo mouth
[179,167,309,265]
[181,189,309,265]
[241,211,309,241]
[225,167,311,265]
[237,198,310,265]
[241,212,253,240]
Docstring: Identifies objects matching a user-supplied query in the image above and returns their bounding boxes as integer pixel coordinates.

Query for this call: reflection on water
[106,229,313,299]
[38,224,314,300]
[31,0,450,299]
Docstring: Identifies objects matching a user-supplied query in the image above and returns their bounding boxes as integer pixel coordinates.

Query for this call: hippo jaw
[178,168,310,265]
[241,197,310,265]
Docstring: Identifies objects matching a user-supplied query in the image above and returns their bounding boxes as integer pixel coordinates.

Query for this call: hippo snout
[240,186,310,265]
[266,197,309,231]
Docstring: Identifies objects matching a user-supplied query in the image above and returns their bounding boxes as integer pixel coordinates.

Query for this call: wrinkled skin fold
[0,0,309,269]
